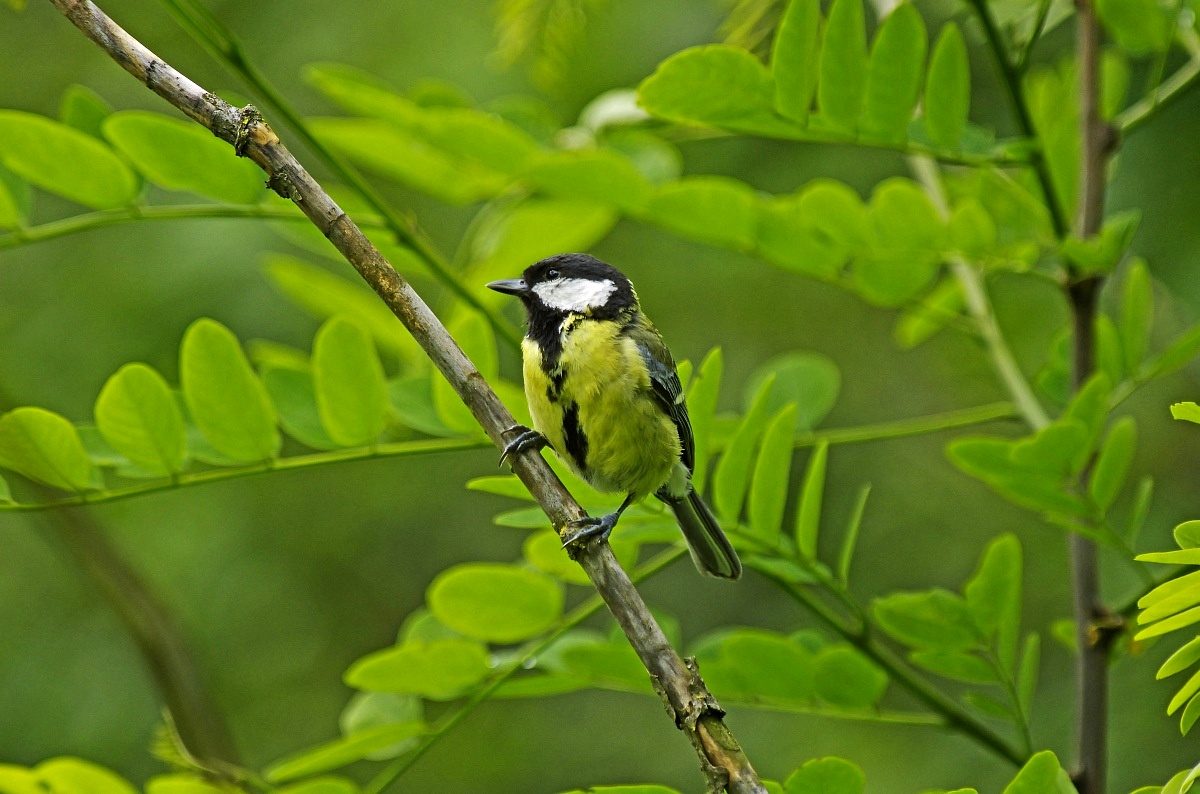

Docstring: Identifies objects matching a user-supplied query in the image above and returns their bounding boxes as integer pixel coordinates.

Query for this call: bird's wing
[634,332,695,474]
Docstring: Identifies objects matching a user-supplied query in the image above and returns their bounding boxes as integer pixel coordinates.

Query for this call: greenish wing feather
[631,325,695,474]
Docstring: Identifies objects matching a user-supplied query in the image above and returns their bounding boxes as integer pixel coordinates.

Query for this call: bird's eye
[546,268,560,279]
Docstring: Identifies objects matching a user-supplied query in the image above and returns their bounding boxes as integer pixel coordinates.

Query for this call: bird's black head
[487,253,637,320]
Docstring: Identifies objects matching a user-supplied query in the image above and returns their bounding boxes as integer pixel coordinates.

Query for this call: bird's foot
[498,424,548,467]
[561,511,621,549]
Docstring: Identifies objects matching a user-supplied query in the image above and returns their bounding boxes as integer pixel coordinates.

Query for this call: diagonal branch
[44,2,765,790]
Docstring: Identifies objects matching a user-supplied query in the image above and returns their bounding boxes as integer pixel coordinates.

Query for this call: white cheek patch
[532,277,617,313]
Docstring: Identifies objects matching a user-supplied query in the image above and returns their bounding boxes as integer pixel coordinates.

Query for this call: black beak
[487,278,529,297]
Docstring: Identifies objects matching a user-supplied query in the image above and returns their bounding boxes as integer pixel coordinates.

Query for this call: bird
[487,253,741,580]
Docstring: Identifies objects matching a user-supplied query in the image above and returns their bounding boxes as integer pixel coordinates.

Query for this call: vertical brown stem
[1068,2,1115,791]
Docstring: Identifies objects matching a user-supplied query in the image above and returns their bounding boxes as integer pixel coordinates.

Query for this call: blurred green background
[2,0,1199,791]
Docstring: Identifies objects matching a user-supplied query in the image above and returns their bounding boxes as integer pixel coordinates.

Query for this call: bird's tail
[666,489,742,580]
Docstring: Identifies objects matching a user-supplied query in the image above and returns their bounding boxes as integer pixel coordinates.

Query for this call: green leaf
[1181,692,1200,735]
[1101,50,1130,120]
[344,637,490,699]
[772,0,821,124]
[1010,419,1089,476]
[264,724,426,783]
[1159,636,1200,679]
[637,45,801,138]
[432,310,496,435]
[817,0,869,133]
[872,589,980,650]
[756,197,844,279]
[1146,324,1200,379]
[1062,373,1110,450]
[469,198,617,286]
[1089,416,1135,512]
[0,160,27,230]
[180,318,280,463]
[58,84,113,140]
[783,757,865,794]
[794,441,828,559]
[858,178,942,306]
[0,473,11,503]
[1127,475,1154,544]
[963,534,1021,665]
[688,348,723,494]
[1138,549,1200,565]
[312,317,390,447]
[524,529,592,585]
[1120,259,1153,370]
[713,374,777,523]
[102,111,263,203]
[262,367,340,450]
[909,650,997,683]
[146,775,229,794]
[645,176,758,249]
[559,787,681,794]
[837,483,871,583]
[1169,667,1200,715]
[1025,65,1079,222]
[1136,606,1200,641]
[276,778,359,794]
[1172,403,1200,424]
[895,278,964,348]
[1141,583,1200,625]
[264,255,423,366]
[0,408,94,491]
[1177,521,1200,549]
[812,645,887,707]
[923,24,969,150]
[1002,751,1066,793]
[861,4,927,142]
[1096,0,1173,54]
[1017,633,1040,712]
[428,563,563,643]
[94,363,187,475]
[749,404,798,542]
[0,765,42,794]
[949,199,997,261]
[310,117,508,204]
[708,629,815,701]
[36,758,137,794]
[0,110,138,209]
[339,692,423,760]
[1141,570,1200,610]
[523,149,651,214]
[743,351,840,432]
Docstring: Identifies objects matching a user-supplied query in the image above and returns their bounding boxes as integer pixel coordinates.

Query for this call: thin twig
[0,202,357,251]
[0,437,489,513]
[1115,54,1200,134]
[908,156,1051,430]
[44,3,765,790]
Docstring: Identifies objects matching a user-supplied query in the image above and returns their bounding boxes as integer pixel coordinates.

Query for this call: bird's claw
[561,512,619,549]
[499,425,548,468]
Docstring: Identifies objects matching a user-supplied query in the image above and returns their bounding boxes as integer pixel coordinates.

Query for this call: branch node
[267,169,301,202]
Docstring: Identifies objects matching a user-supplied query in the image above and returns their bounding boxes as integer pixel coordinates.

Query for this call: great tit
[487,253,741,580]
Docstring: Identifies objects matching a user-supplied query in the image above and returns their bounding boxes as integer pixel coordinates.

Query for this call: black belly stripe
[562,402,589,471]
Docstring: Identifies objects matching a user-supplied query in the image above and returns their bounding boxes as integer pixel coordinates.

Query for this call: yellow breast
[522,322,680,498]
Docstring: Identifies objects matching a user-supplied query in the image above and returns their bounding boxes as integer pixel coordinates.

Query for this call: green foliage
[794,441,827,559]
[0,407,95,492]
[783,757,865,794]
[923,25,970,151]
[873,535,1032,728]
[312,317,390,447]
[427,563,563,643]
[345,637,490,699]
[1002,751,1073,793]
[861,4,926,143]
[58,84,113,140]
[749,404,799,542]
[265,724,425,782]
[103,111,264,203]
[94,363,188,475]
[817,0,868,133]
[180,318,280,463]
[1096,0,1174,55]
[0,110,138,209]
